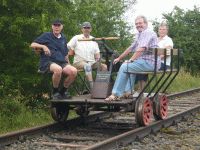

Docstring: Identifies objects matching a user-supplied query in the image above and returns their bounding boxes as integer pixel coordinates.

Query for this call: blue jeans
[159,63,170,70]
[112,59,154,96]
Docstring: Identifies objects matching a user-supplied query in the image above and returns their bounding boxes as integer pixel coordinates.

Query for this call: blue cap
[52,19,62,25]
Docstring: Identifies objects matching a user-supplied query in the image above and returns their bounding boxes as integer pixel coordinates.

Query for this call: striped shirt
[130,28,161,69]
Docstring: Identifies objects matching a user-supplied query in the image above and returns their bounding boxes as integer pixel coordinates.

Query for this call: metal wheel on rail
[50,103,69,122]
[75,105,90,117]
[135,97,153,126]
[153,94,168,120]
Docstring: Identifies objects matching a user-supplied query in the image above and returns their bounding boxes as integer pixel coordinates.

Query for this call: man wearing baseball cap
[67,22,107,90]
[30,19,77,100]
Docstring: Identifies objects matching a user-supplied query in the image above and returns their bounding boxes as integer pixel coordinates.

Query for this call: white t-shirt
[158,35,173,66]
[67,34,100,65]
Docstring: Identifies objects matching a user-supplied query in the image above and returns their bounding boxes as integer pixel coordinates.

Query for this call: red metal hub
[142,98,153,126]
[158,94,168,119]
[135,97,153,126]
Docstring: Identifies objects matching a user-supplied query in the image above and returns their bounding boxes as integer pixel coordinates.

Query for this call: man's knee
[63,65,77,77]
[70,66,77,77]
[50,63,63,75]
[119,63,127,72]
[52,67,62,76]
[84,64,92,75]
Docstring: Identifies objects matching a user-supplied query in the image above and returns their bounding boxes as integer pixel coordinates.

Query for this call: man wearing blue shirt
[30,19,77,99]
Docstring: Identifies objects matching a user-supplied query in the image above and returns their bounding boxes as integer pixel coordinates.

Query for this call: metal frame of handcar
[48,39,180,126]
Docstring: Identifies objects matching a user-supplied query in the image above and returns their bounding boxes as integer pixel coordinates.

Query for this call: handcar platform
[50,94,136,107]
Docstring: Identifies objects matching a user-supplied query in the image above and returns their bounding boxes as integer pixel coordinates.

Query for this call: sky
[125,0,200,31]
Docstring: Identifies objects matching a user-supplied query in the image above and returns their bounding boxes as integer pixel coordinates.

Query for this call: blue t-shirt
[34,32,68,71]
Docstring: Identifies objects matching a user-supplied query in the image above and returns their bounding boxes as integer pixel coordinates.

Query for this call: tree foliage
[0,0,136,103]
[159,6,200,76]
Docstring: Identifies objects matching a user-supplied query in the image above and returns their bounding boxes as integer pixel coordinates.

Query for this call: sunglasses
[53,24,61,27]
[83,27,91,29]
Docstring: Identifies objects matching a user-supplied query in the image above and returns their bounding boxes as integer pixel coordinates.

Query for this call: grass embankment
[167,70,200,93]
[0,99,77,134]
[0,70,200,135]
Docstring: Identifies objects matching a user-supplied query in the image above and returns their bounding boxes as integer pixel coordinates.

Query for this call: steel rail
[85,88,200,150]
[1,88,199,148]
[0,112,110,147]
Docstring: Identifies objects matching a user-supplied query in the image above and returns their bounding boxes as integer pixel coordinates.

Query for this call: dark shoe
[52,92,62,100]
[82,90,90,95]
[62,91,72,99]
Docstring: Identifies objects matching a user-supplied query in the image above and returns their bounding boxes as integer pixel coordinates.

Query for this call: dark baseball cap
[82,22,91,28]
[52,19,62,25]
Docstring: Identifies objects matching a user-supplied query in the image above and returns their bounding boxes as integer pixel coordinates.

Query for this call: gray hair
[159,22,169,30]
[135,15,148,24]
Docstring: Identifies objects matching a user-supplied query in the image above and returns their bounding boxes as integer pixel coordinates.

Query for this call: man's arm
[30,42,51,56]
[129,47,145,61]
[68,49,75,56]
[67,48,75,64]
[113,46,132,64]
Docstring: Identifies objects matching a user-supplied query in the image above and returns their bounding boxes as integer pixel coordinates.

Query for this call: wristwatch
[129,59,134,62]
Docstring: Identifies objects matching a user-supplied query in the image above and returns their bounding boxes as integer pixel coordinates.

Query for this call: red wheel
[153,94,168,120]
[135,97,153,126]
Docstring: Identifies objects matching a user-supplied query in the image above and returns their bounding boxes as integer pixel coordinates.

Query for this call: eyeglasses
[53,24,61,27]
[83,27,91,29]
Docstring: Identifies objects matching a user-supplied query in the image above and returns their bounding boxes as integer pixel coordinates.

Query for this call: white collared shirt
[158,35,173,66]
[67,34,100,64]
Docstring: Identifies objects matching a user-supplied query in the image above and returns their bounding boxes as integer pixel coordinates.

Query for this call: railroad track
[1,88,200,150]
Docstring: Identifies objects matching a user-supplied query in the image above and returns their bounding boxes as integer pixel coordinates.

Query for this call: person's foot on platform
[61,91,72,99]
[82,90,90,95]
[105,94,121,101]
[132,91,140,97]
[59,87,72,99]
[122,92,133,99]
[52,92,63,100]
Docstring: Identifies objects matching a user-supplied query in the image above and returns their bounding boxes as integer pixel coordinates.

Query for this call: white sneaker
[143,93,148,97]
[132,91,140,97]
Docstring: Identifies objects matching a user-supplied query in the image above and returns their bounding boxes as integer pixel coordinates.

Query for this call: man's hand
[113,57,120,64]
[95,57,100,62]
[124,59,133,63]
[42,45,51,56]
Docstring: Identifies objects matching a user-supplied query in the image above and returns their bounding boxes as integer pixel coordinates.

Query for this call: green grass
[167,70,200,93]
[0,108,51,134]
[0,107,78,134]
[143,69,200,94]
[0,69,200,135]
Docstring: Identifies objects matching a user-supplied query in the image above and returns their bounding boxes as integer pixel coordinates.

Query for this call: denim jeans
[159,63,170,70]
[112,58,154,96]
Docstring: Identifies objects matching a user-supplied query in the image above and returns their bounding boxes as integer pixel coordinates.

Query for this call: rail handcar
[44,37,180,126]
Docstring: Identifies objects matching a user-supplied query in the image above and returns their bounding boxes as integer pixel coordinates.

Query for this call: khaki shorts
[73,61,102,71]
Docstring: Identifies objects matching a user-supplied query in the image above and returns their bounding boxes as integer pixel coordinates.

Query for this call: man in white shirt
[158,23,174,70]
[67,22,107,89]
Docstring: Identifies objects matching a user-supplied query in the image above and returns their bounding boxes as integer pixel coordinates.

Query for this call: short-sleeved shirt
[158,35,173,66]
[34,32,68,71]
[67,34,100,65]
[130,28,160,69]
